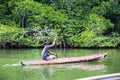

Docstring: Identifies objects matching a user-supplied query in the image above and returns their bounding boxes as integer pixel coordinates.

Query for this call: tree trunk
[21,14,27,28]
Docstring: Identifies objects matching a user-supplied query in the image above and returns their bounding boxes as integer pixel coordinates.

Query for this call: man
[41,39,57,60]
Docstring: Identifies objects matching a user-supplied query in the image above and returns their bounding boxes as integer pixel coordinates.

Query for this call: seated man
[41,39,57,60]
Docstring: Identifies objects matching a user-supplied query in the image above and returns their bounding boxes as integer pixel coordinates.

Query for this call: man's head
[45,41,52,45]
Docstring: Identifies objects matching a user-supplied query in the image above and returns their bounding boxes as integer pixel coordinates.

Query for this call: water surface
[0,49,120,80]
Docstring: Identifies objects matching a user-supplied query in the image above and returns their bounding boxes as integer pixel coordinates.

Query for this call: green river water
[0,48,120,80]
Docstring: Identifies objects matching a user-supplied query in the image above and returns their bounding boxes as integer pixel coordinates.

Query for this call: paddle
[54,38,58,58]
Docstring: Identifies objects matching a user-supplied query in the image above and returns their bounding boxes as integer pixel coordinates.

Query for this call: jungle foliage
[0,0,120,48]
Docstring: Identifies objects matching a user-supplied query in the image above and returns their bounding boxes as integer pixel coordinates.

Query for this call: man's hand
[55,54,58,58]
[54,38,57,41]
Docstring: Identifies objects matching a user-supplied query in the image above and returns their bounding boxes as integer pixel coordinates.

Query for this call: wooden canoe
[21,53,107,66]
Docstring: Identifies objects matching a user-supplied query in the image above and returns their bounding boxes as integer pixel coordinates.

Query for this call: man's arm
[49,39,56,47]
[47,50,58,57]
[47,50,54,55]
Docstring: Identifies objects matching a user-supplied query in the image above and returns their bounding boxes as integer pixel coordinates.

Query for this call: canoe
[21,53,107,66]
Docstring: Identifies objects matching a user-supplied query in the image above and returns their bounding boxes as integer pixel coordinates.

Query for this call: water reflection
[41,66,55,80]
[67,63,106,71]
[21,65,56,80]
[2,60,106,80]
[21,63,106,71]
[20,63,106,80]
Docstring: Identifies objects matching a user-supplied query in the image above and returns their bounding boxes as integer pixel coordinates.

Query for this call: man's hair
[45,41,52,45]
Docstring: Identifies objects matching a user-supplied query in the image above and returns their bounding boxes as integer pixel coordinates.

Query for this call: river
[0,48,120,80]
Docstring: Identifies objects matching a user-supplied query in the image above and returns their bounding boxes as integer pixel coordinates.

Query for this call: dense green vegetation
[0,0,120,48]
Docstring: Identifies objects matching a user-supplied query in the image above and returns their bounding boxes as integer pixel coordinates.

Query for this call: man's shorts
[47,55,56,60]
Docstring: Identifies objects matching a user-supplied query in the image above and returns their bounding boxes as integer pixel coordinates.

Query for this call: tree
[11,0,68,28]
[69,13,114,47]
